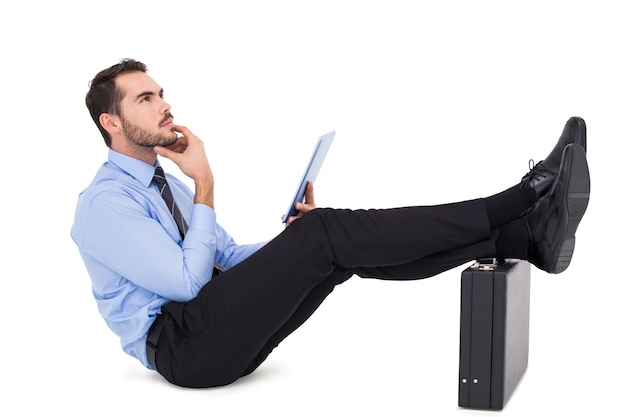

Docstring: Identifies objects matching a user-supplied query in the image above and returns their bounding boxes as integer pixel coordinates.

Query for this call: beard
[121,112,178,148]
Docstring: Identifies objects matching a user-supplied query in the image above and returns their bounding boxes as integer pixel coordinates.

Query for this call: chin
[163,133,179,147]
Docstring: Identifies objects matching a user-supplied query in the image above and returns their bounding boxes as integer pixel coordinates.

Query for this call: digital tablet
[283,131,335,222]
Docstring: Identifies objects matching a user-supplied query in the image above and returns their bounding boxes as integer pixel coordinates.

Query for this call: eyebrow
[135,88,164,102]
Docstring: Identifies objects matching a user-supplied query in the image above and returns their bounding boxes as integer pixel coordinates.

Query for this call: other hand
[283,181,317,226]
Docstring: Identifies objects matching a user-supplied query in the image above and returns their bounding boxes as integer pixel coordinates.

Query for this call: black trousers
[152,198,498,388]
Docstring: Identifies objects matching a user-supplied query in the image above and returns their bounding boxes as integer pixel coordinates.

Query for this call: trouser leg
[238,232,499,380]
[155,198,495,387]
[239,268,352,378]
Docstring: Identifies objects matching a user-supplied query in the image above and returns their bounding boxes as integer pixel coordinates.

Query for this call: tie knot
[153,167,167,186]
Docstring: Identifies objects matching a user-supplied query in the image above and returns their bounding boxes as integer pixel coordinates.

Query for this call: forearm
[194,175,215,208]
[84,194,216,301]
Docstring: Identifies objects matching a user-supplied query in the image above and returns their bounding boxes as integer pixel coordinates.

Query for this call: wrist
[194,177,214,208]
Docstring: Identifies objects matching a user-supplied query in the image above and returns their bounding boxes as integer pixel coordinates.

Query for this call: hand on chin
[162,134,188,154]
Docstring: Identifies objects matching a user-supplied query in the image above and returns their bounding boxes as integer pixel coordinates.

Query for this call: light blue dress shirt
[71,149,265,368]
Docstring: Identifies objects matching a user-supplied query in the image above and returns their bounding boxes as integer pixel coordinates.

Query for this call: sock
[484,184,537,229]
[495,217,530,260]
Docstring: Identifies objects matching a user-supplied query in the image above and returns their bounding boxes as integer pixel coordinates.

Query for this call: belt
[146,314,165,370]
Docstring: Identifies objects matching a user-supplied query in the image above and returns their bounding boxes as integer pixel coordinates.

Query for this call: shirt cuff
[187,203,216,233]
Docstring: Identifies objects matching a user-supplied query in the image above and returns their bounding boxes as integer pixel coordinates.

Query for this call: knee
[296,207,336,229]
[286,208,337,259]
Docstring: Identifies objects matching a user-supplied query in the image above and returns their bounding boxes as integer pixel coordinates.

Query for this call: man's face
[116,71,178,147]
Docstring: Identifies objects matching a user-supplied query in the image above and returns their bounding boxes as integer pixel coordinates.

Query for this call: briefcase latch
[471,258,500,271]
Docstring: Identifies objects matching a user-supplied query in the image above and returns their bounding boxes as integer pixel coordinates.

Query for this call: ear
[99,113,122,134]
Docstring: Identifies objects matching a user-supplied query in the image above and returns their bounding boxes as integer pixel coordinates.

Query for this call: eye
[141,96,151,102]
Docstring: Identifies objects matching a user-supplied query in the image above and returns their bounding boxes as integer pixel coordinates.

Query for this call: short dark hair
[85,58,148,147]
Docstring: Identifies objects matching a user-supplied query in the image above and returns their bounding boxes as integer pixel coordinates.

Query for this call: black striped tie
[153,166,225,277]
[153,166,188,239]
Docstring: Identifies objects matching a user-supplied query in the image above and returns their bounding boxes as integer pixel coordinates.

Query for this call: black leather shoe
[543,116,587,170]
[526,143,590,273]
[519,116,587,199]
[520,161,558,199]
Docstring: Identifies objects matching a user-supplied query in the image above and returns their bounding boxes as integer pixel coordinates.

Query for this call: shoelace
[520,159,554,189]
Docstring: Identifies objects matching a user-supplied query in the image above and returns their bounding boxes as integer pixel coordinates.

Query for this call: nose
[160,97,171,114]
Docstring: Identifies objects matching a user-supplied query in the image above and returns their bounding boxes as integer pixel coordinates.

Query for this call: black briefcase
[458,258,531,410]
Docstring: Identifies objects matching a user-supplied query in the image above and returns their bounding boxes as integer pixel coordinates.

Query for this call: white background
[1,0,624,416]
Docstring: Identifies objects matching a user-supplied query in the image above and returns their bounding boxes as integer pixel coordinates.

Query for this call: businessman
[71,59,590,388]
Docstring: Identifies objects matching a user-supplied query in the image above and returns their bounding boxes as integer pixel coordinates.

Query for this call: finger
[163,135,188,153]
[173,125,190,136]
[154,145,181,163]
[295,202,308,212]
[282,213,297,226]
[304,181,316,206]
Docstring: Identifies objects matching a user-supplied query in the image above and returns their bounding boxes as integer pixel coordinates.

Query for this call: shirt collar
[108,148,161,188]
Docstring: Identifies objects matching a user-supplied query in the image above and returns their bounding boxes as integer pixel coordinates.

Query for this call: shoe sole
[548,143,590,273]
[568,116,587,152]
